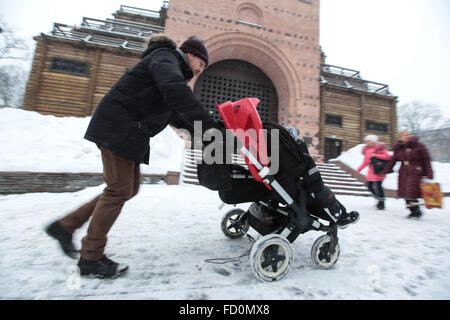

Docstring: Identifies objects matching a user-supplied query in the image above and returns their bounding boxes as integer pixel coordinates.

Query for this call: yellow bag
[420,180,443,209]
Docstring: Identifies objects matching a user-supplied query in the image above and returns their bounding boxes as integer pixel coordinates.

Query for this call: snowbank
[1,107,449,191]
[332,144,450,192]
[0,108,185,174]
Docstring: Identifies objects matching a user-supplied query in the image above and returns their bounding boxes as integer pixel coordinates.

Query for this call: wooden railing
[321,64,392,96]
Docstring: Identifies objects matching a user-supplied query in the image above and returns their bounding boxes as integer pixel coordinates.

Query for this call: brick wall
[165,0,321,155]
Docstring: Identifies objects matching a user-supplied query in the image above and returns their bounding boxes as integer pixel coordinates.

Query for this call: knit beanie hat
[364,134,378,143]
[179,36,209,67]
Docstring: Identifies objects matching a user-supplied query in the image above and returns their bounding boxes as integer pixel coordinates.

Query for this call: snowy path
[0,185,449,299]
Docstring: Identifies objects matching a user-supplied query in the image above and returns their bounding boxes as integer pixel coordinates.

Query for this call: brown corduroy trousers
[58,145,140,260]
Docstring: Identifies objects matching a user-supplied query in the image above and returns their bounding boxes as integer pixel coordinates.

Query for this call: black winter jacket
[84,35,215,164]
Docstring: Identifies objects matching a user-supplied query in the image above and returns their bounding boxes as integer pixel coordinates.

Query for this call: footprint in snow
[214,267,231,277]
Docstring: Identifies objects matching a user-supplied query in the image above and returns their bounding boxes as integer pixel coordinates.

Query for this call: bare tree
[0,17,31,108]
[0,65,28,108]
[397,100,446,133]
[397,101,450,162]
[0,17,30,62]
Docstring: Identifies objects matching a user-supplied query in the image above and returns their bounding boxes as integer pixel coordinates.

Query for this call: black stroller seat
[197,98,358,281]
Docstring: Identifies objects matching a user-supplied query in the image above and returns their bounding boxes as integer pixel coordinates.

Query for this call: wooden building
[319,63,397,161]
[22,5,166,117]
[22,1,397,161]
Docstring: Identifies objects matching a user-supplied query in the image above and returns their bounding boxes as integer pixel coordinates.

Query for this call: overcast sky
[1,0,449,118]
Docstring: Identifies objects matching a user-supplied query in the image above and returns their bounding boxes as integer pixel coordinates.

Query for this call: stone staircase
[180,149,372,197]
[180,149,205,186]
[317,162,372,196]
[180,149,247,186]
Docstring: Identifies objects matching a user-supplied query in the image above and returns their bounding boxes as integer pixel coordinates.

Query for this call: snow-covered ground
[0,108,185,174]
[0,184,448,300]
[0,107,449,300]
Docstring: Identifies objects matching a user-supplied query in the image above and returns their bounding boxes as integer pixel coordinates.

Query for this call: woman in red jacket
[356,135,392,210]
[381,131,433,219]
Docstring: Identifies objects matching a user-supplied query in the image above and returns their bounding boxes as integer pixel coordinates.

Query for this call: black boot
[407,206,422,219]
[376,198,385,210]
[45,221,79,259]
[337,210,360,229]
[78,255,129,279]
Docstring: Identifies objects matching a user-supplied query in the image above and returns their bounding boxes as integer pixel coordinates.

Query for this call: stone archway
[194,59,278,122]
[197,32,301,124]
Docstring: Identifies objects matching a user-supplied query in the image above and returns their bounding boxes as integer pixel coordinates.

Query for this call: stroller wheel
[310,235,340,269]
[249,234,294,282]
[221,209,249,239]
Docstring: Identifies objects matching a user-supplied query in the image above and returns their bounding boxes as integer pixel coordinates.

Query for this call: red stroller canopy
[216,98,270,187]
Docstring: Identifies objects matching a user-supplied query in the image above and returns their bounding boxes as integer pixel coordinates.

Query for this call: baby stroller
[197,98,358,282]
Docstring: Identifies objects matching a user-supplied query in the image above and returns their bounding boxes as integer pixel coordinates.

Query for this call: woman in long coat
[382,131,433,218]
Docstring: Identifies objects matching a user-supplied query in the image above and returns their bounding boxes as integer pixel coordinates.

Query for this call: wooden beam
[319,86,325,155]
[27,37,48,111]
[390,99,398,148]
[360,94,365,143]
[85,48,101,116]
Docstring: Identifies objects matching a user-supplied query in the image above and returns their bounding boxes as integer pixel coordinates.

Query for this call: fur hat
[144,34,177,50]
[364,134,378,143]
[179,36,209,67]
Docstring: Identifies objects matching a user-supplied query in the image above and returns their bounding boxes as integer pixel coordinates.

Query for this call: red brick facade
[165,0,321,155]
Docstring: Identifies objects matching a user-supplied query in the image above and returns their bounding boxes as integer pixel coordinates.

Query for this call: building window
[299,0,312,3]
[366,120,388,133]
[302,136,313,144]
[236,3,263,26]
[50,57,90,76]
[325,114,342,127]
